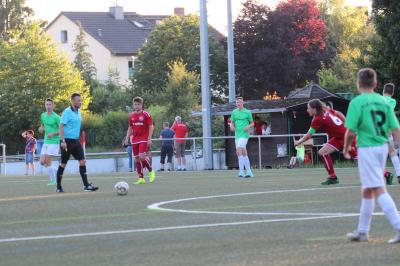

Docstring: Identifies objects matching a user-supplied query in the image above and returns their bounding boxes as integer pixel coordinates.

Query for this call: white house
[46,6,179,84]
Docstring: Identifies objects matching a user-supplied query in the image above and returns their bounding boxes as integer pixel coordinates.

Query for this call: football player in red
[125,97,155,185]
[294,99,357,185]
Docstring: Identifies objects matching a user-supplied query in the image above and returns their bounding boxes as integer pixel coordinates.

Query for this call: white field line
[0,215,344,244]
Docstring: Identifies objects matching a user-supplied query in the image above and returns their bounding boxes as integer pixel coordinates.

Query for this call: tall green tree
[318,0,375,92]
[132,14,227,104]
[73,21,96,87]
[162,60,200,121]
[0,22,90,152]
[0,0,33,34]
[371,0,400,88]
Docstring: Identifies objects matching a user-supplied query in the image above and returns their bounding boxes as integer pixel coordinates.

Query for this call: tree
[234,0,332,99]
[0,0,33,34]
[317,0,375,92]
[90,69,133,114]
[162,60,200,121]
[371,0,400,89]
[132,14,227,104]
[73,21,96,88]
[0,22,90,152]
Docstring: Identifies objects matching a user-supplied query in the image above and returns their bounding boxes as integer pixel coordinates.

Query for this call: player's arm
[334,110,346,122]
[244,121,254,132]
[343,129,356,159]
[294,129,314,147]
[59,123,67,150]
[125,126,133,146]
[148,124,154,145]
[39,124,44,134]
[392,128,400,146]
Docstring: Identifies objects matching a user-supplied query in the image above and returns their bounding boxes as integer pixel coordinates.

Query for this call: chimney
[174,7,185,17]
[109,6,124,20]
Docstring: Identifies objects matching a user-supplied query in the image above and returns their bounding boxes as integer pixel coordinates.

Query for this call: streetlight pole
[199,0,213,170]
[227,0,236,102]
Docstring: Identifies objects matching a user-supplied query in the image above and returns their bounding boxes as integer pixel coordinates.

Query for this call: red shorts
[326,137,358,158]
[132,142,148,157]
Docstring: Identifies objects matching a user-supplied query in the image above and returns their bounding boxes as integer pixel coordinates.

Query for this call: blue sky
[26,0,371,34]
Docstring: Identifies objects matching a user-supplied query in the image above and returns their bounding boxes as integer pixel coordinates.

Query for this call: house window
[128,60,134,77]
[60,30,68,43]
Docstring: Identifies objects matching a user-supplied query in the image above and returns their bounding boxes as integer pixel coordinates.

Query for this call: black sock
[79,166,89,187]
[57,166,65,189]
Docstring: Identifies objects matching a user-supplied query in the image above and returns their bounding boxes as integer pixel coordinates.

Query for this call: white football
[114,181,129,196]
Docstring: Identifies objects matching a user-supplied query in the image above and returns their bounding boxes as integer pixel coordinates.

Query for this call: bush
[82,111,129,150]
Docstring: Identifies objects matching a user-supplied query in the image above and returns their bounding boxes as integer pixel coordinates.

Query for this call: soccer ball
[114,181,129,196]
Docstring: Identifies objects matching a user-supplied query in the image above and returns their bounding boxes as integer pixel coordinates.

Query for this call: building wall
[46,15,132,84]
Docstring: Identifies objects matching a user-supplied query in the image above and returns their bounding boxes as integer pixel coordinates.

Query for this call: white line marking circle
[147,186,384,217]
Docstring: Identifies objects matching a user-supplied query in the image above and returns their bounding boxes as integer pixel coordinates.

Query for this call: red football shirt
[171,123,189,143]
[310,110,346,139]
[253,121,263,135]
[129,111,153,144]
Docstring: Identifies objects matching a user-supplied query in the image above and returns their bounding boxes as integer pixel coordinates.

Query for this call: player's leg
[70,140,98,192]
[374,187,400,243]
[241,141,253,177]
[139,143,155,182]
[347,187,373,242]
[318,140,339,185]
[388,143,400,183]
[133,144,145,184]
[236,139,245,177]
[57,143,70,192]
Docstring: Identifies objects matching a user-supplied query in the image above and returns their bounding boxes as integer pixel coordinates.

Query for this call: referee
[56,93,98,193]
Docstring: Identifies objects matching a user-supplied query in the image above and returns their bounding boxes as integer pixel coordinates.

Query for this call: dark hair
[383,83,395,96]
[163,122,169,127]
[262,122,268,126]
[27,130,34,135]
[308,99,324,115]
[357,68,377,89]
[71,93,81,100]
[45,98,53,103]
[133,96,143,104]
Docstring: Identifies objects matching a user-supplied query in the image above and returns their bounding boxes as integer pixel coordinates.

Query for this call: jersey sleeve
[55,114,61,127]
[146,113,153,126]
[247,111,253,122]
[387,107,400,131]
[344,101,360,132]
[309,117,322,134]
[230,111,236,122]
[60,110,69,125]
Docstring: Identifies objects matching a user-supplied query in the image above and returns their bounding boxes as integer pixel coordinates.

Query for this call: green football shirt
[345,93,399,147]
[231,108,253,139]
[40,112,61,144]
[383,95,397,110]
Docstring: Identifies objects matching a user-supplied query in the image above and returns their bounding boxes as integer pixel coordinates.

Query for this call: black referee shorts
[61,139,85,164]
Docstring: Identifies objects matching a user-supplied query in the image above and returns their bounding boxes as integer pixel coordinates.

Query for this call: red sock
[320,154,336,177]
[142,157,152,172]
[136,160,143,178]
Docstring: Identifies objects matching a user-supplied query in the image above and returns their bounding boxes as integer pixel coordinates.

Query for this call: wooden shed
[208,84,350,168]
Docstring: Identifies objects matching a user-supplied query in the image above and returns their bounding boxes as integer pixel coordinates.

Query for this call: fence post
[193,138,197,171]
[258,136,262,169]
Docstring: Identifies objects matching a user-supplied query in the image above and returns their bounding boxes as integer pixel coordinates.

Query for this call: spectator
[172,116,189,171]
[159,122,175,172]
[22,130,36,175]
[123,136,133,172]
[253,116,263,135]
[262,122,271,135]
